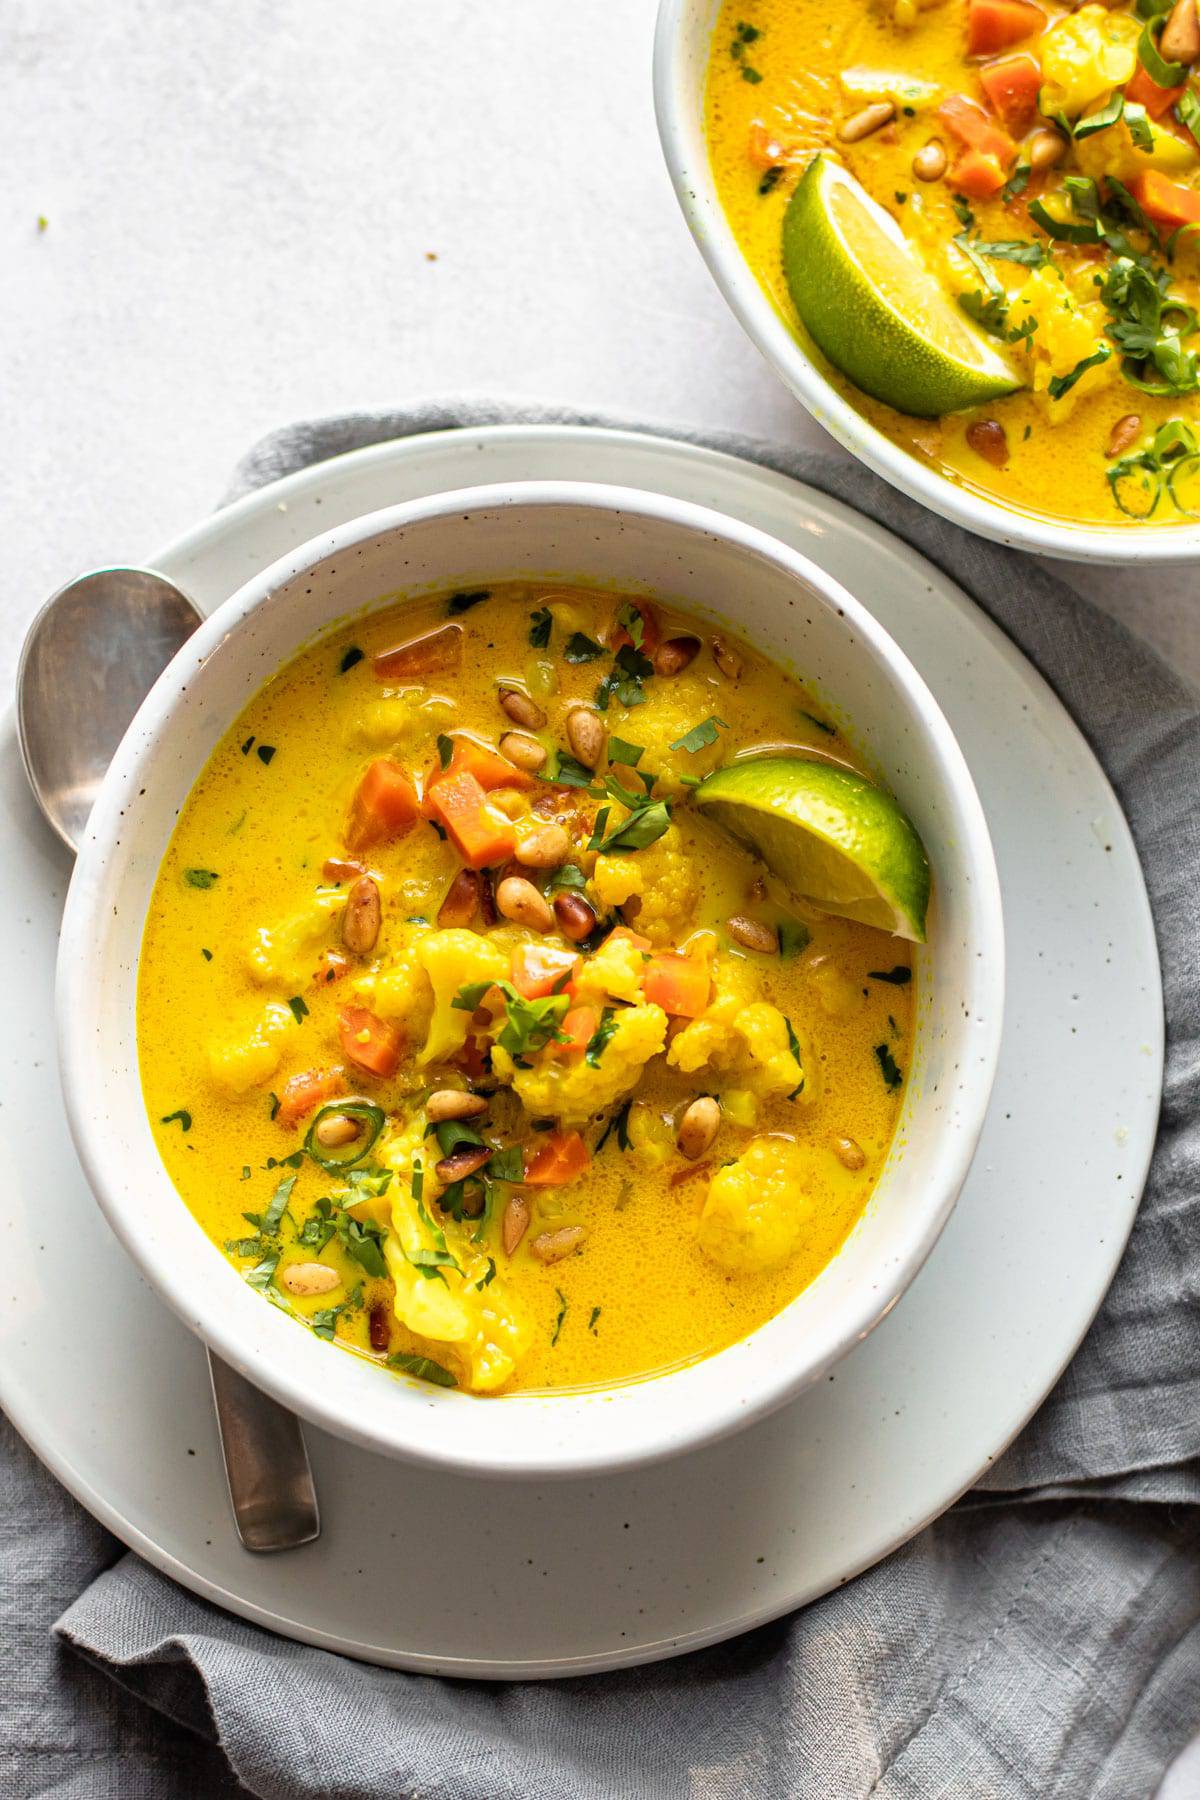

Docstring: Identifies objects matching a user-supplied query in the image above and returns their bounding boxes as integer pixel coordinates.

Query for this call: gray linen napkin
[9,401,1199,1798]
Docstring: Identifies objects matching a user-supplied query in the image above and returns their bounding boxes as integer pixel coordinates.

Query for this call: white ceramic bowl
[653,0,1200,565]
[58,481,1003,1479]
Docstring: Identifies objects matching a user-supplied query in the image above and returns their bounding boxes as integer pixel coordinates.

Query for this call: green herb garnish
[388,1351,458,1388]
[436,733,454,770]
[585,1007,620,1067]
[287,995,309,1025]
[869,965,913,985]
[551,1288,569,1346]
[161,1109,192,1132]
[596,1099,633,1153]
[595,644,654,711]
[784,1018,804,1102]
[599,798,672,853]
[669,716,728,754]
[184,868,218,889]
[257,744,277,765]
[528,606,553,648]
[564,632,605,663]
[874,1043,903,1090]
[447,588,491,615]
[340,645,364,673]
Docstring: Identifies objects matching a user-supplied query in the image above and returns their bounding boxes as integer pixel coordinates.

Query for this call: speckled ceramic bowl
[57,481,1003,1477]
[653,0,1200,564]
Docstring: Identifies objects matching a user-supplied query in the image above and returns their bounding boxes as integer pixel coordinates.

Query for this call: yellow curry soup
[138,583,914,1396]
[707,0,1200,525]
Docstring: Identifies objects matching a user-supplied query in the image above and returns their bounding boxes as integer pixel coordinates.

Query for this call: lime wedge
[782,155,1020,418]
[694,757,931,941]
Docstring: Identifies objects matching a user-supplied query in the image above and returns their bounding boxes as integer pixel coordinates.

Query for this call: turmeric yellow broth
[137,584,913,1396]
[707,0,1200,526]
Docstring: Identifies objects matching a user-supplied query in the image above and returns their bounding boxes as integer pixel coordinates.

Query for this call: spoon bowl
[17,567,203,852]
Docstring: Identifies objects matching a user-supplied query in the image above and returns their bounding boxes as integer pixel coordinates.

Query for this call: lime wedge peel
[781,155,1020,420]
[694,755,931,943]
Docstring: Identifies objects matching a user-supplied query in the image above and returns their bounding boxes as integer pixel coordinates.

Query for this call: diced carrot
[553,1006,599,1058]
[966,0,1044,57]
[953,148,1009,199]
[523,1129,591,1185]
[644,952,711,1019]
[605,924,653,953]
[939,94,1016,164]
[510,943,581,1000]
[322,856,366,884]
[337,1005,402,1079]
[1124,63,1186,121]
[608,601,661,655]
[277,1067,346,1129]
[426,766,516,869]
[979,54,1042,132]
[746,121,803,168]
[373,624,463,682]
[1129,170,1200,229]
[346,759,421,852]
[429,735,534,796]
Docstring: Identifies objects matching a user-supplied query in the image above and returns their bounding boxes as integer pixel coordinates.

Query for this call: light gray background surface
[4,1,1197,1793]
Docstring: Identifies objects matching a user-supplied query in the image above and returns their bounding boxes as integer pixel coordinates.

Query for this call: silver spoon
[17,566,321,1553]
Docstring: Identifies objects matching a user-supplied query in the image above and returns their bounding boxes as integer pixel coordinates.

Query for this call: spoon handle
[206,1351,321,1551]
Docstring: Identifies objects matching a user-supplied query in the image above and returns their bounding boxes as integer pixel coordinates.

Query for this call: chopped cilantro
[784,1018,805,1102]
[256,744,277,765]
[436,733,454,769]
[588,1306,601,1332]
[388,1351,458,1387]
[595,644,654,711]
[447,588,491,614]
[339,645,364,673]
[564,632,605,663]
[551,1288,569,1347]
[669,716,728,754]
[608,736,645,767]
[287,994,309,1024]
[596,1100,633,1153]
[161,1109,191,1132]
[585,1007,619,1067]
[778,921,811,958]
[200,947,213,962]
[184,868,218,888]
[868,966,912,986]
[528,606,553,648]
[874,1043,903,1090]
[599,798,672,853]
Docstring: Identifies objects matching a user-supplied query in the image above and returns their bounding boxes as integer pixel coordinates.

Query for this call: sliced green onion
[1166,452,1200,514]
[304,1100,386,1172]
[1137,17,1186,89]
[1073,91,1124,139]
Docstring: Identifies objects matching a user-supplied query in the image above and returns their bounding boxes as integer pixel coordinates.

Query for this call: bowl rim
[651,0,1200,567]
[57,478,1005,1478]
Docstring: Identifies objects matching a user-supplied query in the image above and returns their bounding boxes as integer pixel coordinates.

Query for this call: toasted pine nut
[314,1112,361,1149]
[1106,414,1142,459]
[500,730,548,773]
[341,875,381,955]
[515,822,571,869]
[712,635,743,681]
[966,419,1009,469]
[566,707,605,770]
[653,635,701,677]
[436,1144,492,1183]
[833,1135,867,1171]
[426,1088,488,1123]
[838,101,895,143]
[282,1262,341,1297]
[496,875,554,932]
[530,1224,585,1264]
[1028,129,1065,172]
[677,1096,720,1161]
[554,891,597,942]
[727,915,779,954]
[912,140,946,181]
[438,867,481,929]
[499,686,546,730]
[1161,0,1200,62]
[502,1192,530,1256]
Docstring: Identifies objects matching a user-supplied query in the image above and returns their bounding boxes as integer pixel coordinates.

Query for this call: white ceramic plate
[0,425,1161,1676]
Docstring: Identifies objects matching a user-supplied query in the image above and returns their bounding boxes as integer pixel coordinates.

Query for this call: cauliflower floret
[207,1001,298,1094]
[493,1001,668,1127]
[589,826,699,948]
[668,959,807,1102]
[247,889,346,988]
[351,689,455,750]
[415,930,507,1065]
[382,1163,531,1391]
[697,1136,815,1274]
[1039,6,1139,119]
[1007,265,1116,422]
[1075,115,1198,183]
[353,920,434,1043]
[573,931,646,1003]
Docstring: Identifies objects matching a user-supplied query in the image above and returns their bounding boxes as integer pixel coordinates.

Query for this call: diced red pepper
[425,767,516,869]
[979,54,1042,133]
[276,1067,346,1128]
[337,1005,402,1079]
[523,1130,591,1185]
[509,943,580,1000]
[643,952,711,1019]
[346,759,421,852]
[966,0,1044,57]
